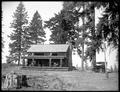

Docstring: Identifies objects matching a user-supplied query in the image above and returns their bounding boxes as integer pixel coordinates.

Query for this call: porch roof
[27,44,70,53]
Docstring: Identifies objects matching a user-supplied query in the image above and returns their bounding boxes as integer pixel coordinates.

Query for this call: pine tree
[8,2,28,65]
[44,9,77,44]
[29,11,46,44]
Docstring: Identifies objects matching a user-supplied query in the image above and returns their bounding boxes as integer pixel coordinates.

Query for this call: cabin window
[52,53,58,56]
[34,53,44,56]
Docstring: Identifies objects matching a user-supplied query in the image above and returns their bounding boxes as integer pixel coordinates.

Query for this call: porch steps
[21,66,69,71]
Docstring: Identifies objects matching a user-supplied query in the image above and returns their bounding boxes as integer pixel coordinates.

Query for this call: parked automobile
[92,62,107,73]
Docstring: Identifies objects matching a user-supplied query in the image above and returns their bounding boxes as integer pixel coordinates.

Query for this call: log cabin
[22,44,72,71]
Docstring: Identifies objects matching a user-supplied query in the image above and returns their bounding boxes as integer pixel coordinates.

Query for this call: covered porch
[22,56,68,67]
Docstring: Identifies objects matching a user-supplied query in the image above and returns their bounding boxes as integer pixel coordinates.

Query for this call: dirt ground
[2,64,118,91]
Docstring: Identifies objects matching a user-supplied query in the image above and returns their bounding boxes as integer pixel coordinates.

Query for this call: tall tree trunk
[36,37,38,44]
[68,38,72,70]
[92,51,96,68]
[92,3,96,69]
[18,11,22,66]
[18,30,21,66]
[104,41,109,78]
[81,2,85,71]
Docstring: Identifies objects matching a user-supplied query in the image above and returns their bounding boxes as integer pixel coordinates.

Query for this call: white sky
[2,1,118,69]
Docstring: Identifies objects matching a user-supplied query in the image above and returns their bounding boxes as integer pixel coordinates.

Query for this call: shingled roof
[27,44,70,52]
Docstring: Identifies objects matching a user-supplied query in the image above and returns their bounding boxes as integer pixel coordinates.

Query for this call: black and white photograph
[2,1,119,91]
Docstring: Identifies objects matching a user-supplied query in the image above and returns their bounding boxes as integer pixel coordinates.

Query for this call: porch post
[49,58,51,67]
[23,58,25,66]
[32,58,34,66]
[32,53,34,66]
[60,59,62,67]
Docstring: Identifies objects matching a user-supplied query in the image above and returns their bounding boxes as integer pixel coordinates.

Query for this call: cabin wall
[44,52,50,56]
[56,52,66,56]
